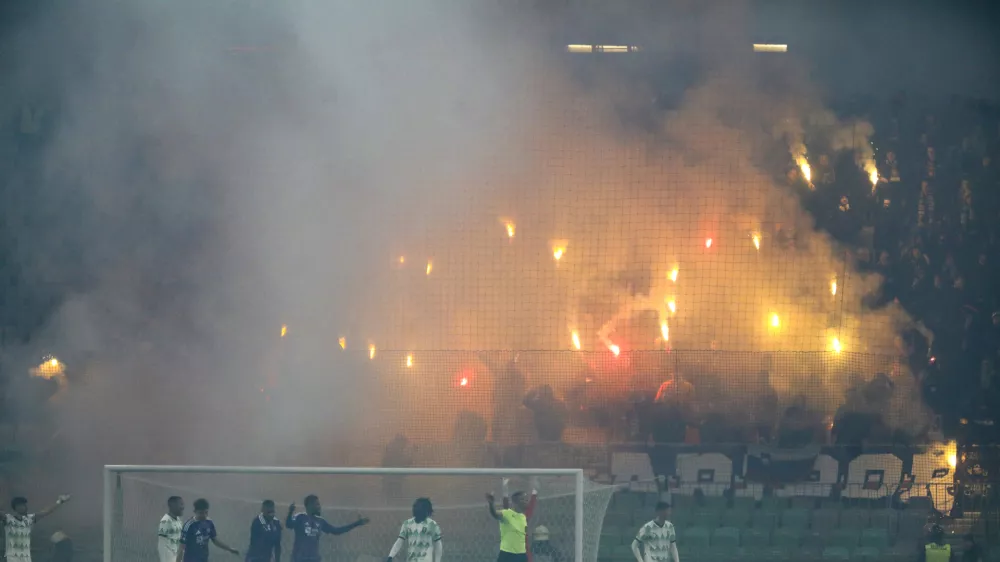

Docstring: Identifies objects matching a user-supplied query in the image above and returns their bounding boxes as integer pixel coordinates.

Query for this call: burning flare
[667,299,676,314]
[751,232,761,251]
[867,164,879,193]
[551,239,568,262]
[797,157,812,184]
[426,260,433,276]
[571,331,581,350]
[608,344,621,357]
[406,354,413,368]
[280,324,288,338]
[770,313,780,328]
[502,219,516,239]
[830,279,838,296]
[830,337,842,353]
[660,322,669,342]
[669,267,679,283]
[398,256,406,265]
[338,337,346,349]
[705,238,713,248]
[368,343,377,360]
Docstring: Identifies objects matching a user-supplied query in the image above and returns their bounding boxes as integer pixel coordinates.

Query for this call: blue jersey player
[176,499,239,562]
[246,500,282,562]
[285,495,368,562]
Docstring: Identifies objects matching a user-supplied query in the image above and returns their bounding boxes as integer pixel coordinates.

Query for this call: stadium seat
[719,508,751,527]
[600,527,622,547]
[690,509,722,529]
[702,546,741,562]
[821,546,851,560]
[712,526,741,548]
[598,541,616,561]
[613,493,644,513]
[869,509,899,532]
[791,496,821,509]
[603,511,633,530]
[750,509,778,531]
[742,546,792,562]
[731,496,757,511]
[897,511,927,538]
[829,528,860,549]
[781,508,810,530]
[854,546,881,561]
[811,508,841,530]
[681,526,711,548]
[640,492,661,507]
[740,526,770,547]
[839,508,871,530]
[859,528,891,549]
[771,528,802,548]
[611,545,634,562]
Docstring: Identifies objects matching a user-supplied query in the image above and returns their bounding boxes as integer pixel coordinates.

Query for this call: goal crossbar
[103,466,586,562]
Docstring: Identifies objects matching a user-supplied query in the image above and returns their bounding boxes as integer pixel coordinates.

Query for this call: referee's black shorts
[498,551,528,562]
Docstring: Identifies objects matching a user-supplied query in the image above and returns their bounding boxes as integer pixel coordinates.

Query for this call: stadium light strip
[566,44,641,53]
[753,44,788,52]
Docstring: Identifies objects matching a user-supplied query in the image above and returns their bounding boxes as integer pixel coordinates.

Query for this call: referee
[486,491,530,562]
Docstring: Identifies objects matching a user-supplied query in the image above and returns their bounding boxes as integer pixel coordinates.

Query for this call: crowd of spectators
[792,95,1000,431]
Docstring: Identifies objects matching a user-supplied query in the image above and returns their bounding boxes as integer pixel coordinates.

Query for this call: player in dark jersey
[246,500,282,562]
[176,499,239,562]
[285,495,368,562]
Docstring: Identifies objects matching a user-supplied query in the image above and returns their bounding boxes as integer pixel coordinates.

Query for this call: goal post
[104,466,613,562]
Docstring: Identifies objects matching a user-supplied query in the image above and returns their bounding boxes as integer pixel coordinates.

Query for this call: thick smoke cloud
[2,0,929,504]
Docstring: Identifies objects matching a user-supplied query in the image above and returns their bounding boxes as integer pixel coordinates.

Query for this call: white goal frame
[104,466,586,562]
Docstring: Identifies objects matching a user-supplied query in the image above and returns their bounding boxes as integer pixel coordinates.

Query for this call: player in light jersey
[386,498,442,562]
[631,502,679,562]
[2,495,71,562]
[158,497,185,562]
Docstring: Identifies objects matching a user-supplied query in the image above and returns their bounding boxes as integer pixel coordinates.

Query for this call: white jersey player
[2,495,71,562]
[631,502,679,562]
[158,497,185,562]
[387,498,442,562]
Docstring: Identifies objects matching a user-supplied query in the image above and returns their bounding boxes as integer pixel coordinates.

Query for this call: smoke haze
[1,0,927,513]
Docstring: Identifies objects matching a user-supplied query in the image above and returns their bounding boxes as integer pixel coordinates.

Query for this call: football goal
[103,466,614,562]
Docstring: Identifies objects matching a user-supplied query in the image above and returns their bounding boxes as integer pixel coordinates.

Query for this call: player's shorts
[498,551,528,562]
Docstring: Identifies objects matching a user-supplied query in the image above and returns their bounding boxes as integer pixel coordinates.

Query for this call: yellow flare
[797,157,812,183]
[660,322,669,341]
[667,300,676,314]
[609,344,620,357]
[669,267,679,283]
[752,233,761,250]
[831,337,842,353]
[406,354,413,368]
[868,167,879,187]
[552,241,567,261]
[398,256,405,265]
[280,324,288,338]
[368,344,376,360]
[571,331,581,350]
[770,313,780,328]
[49,358,59,367]
[505,221,516,238]
[426,260,433,276]
[705,238,713,248]
[338,337,346,349]
[946,440,958,469]
[830,279,838,296]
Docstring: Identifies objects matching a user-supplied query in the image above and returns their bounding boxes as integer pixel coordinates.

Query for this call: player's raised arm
[321,514,369,535]
[284,503,297,529]
[485,493,502,521]
[35,495,71,522]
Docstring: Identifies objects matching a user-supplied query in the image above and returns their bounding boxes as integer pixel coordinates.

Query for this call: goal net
[104,467,614,562]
